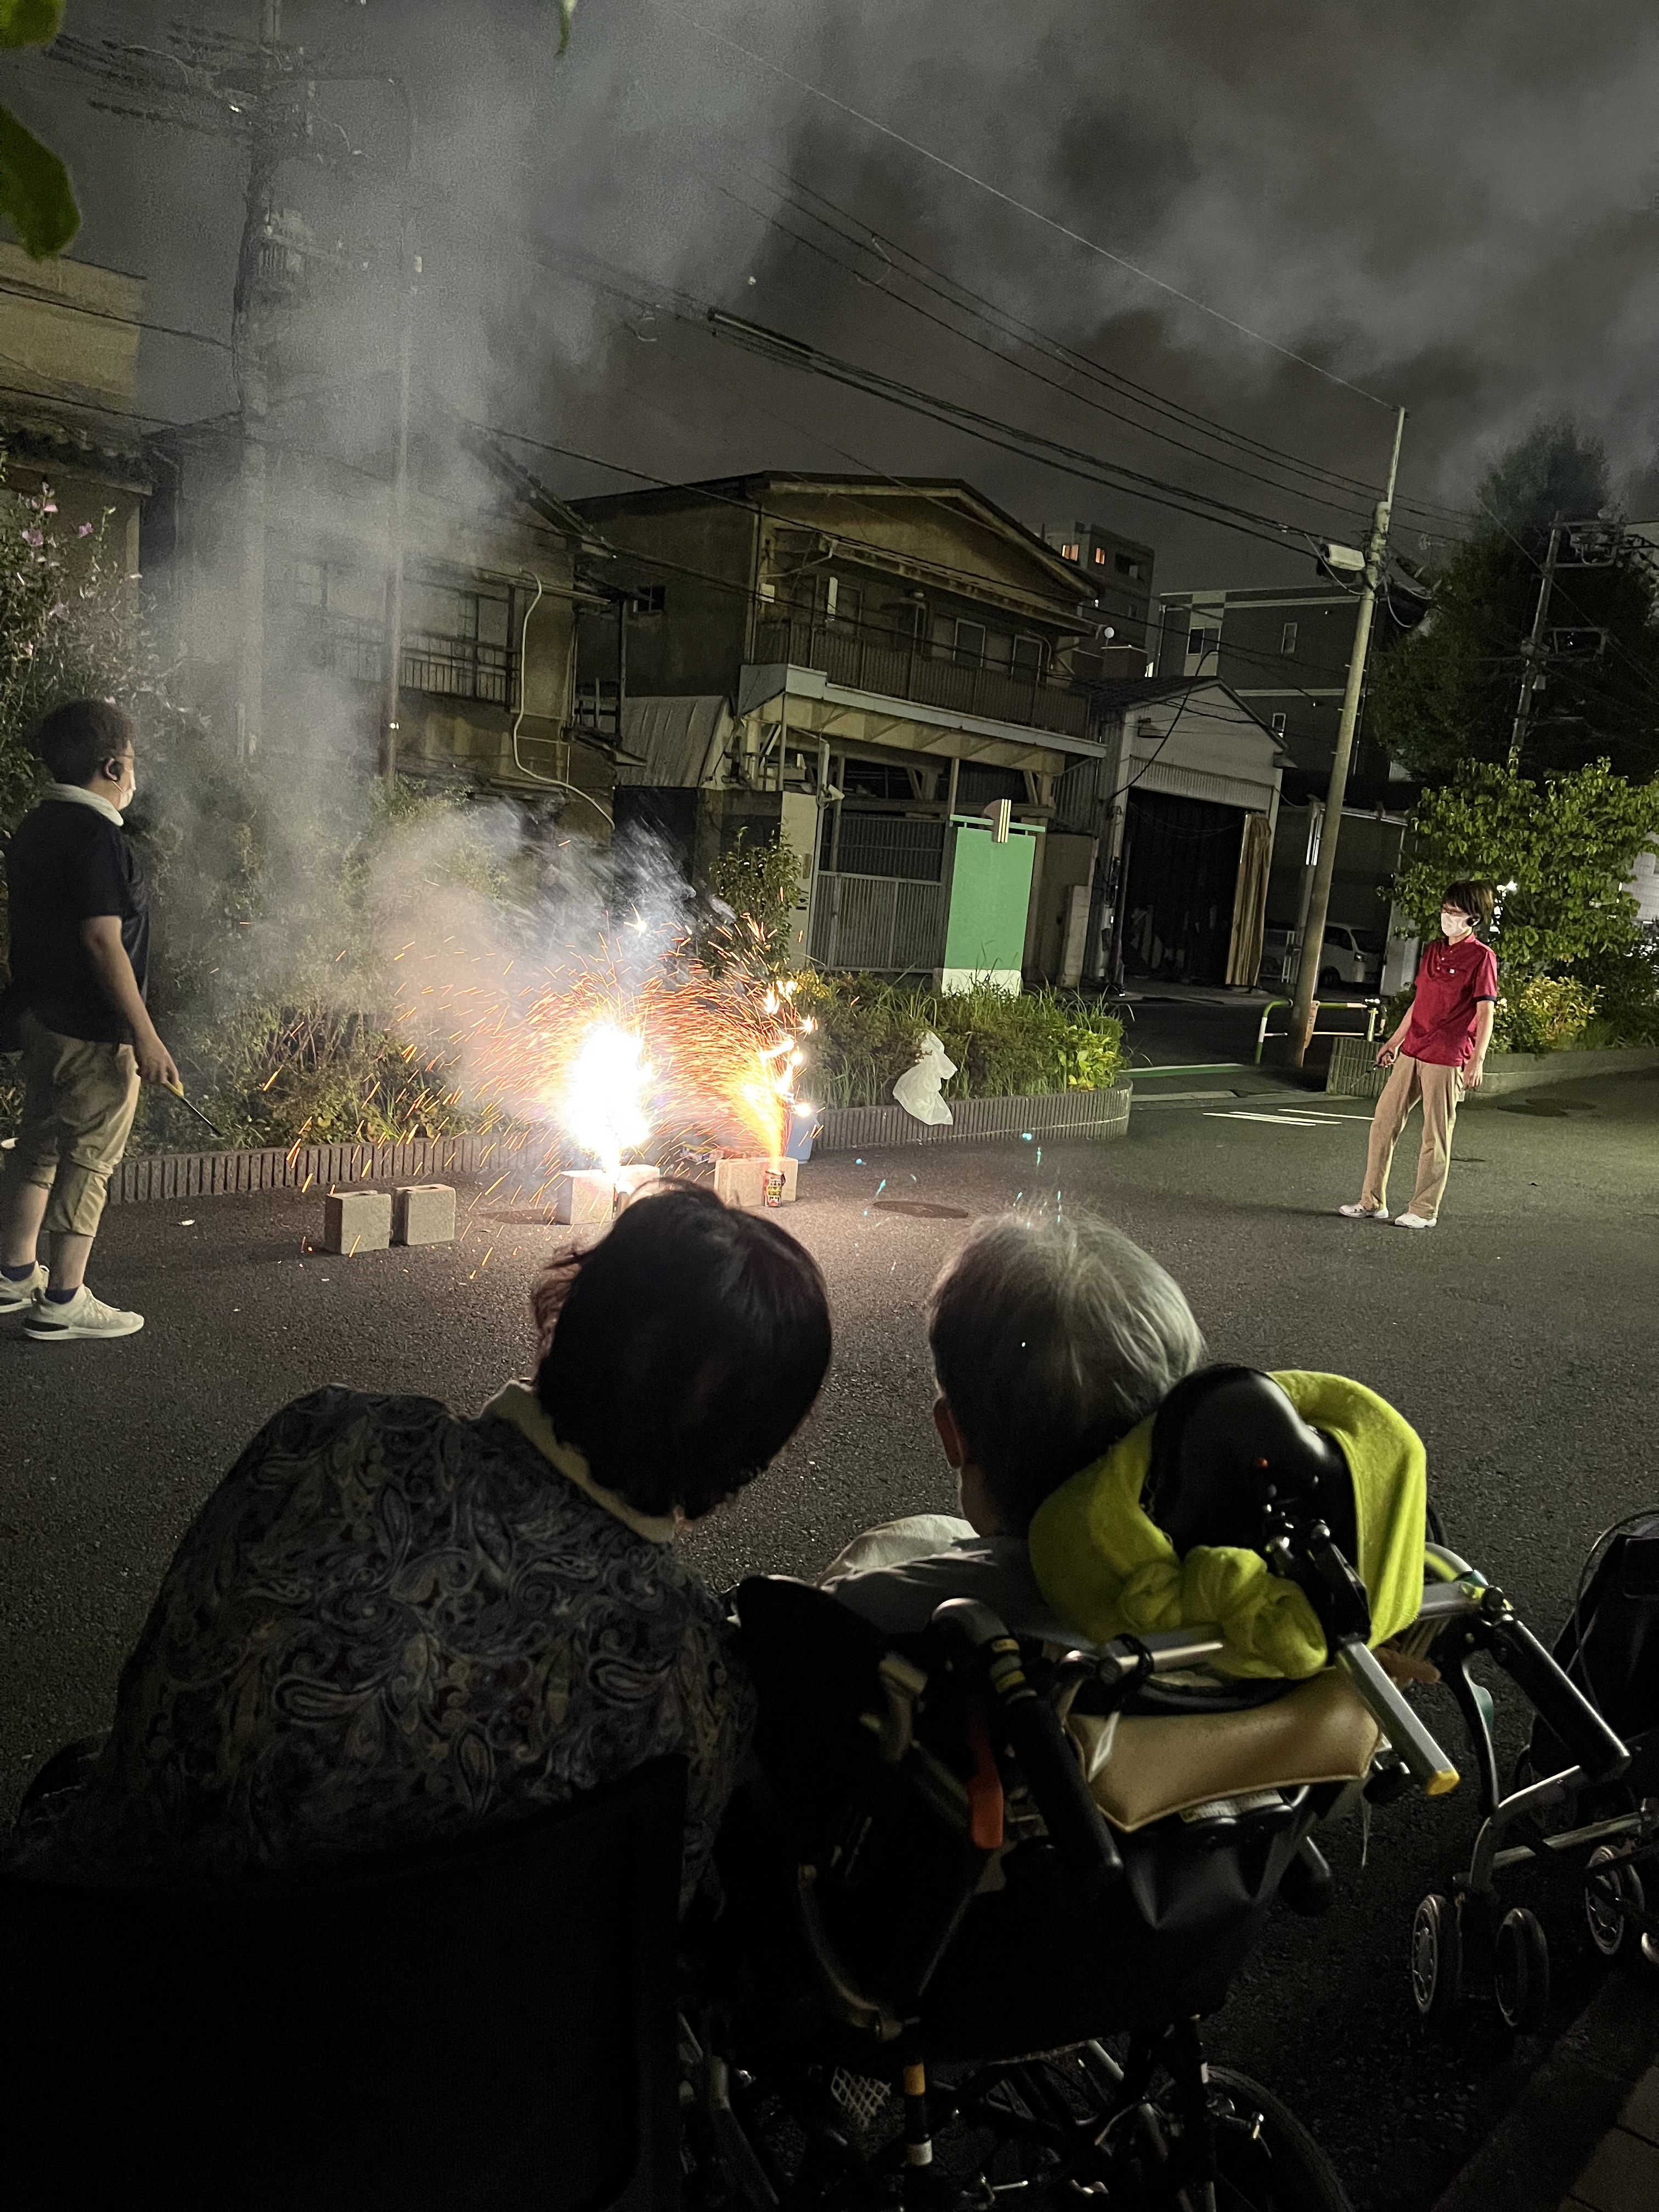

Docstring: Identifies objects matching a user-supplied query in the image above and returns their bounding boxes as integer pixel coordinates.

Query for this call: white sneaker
[0,1262,47,1313]
[1337,1203,1390,1221]
[24,1285,145,1341]
[1394,1212,1437,1231]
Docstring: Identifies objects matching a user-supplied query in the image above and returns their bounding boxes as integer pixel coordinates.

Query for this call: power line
[660,0,1396,413]
[738,162,1468,534]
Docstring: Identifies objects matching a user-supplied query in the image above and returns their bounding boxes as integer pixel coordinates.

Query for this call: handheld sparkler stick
[163,1078,225,1141]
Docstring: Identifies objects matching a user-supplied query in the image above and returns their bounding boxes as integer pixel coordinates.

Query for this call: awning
[613,696,733,787]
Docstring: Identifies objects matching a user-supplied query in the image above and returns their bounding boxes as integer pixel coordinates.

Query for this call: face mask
[1440,910,1472,940]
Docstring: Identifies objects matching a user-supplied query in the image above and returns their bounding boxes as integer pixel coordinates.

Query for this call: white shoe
[24,1284,145,1340]
[0,1262,47,1313]
[1337,1203,1390,1221]
[1394,1212,1437,1231]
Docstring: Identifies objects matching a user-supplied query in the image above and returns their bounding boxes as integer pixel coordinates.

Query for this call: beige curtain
[1226,811,1273,986]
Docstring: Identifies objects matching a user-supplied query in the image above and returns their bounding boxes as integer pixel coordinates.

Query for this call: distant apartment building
[1037,521,1155,678]
[1153,578,1424,809]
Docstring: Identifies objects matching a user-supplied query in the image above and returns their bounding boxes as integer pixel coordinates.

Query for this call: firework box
[322,1187,393,1255]
[712,1155,799,1209]
[392,1184,457,1246]
[552,1170,615,1224]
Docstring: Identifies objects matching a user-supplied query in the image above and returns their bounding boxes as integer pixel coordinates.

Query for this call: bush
[793,974,1123,1109]
[1492,975,1599,1054]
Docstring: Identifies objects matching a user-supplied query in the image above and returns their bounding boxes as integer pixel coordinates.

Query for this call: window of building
[1115,552,1143,579]
[1186,624,1220,660]
[825,577,861,627]
[402,579,516,705]
[1011,634,1048,680]
[1060,541,1080,561]
[1093,546,1107,565]
[953,619,987,669]
[1280,620,1299,656]
[1271,712,1288,737]
[629,583,666,616]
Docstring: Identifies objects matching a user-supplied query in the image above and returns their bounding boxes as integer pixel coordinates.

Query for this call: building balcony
[752,618,1096,741]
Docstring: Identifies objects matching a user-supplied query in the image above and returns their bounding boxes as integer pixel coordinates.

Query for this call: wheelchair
[679,1367,1630,2211]
[1406,1511,1655,2035]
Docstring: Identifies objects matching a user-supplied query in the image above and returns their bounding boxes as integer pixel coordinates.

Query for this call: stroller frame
[1408,1543,1659,2032]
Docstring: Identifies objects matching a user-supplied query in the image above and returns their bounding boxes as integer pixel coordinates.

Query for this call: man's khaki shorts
[2,1013,140,1237]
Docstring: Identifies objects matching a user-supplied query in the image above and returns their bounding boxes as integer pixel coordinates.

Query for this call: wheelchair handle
[929,1600,1124,1893]
[1483,1606,1630,1786]
[1335,1637,1459,1796]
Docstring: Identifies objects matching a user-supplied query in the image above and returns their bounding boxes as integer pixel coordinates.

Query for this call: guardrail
[1255,997,1382,1065]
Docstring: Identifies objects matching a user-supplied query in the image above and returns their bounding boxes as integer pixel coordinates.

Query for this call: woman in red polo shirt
[1339,879,1498,1231]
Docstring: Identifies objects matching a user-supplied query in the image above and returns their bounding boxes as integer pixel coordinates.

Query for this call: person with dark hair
[822,1212,1207,1635]
[0,700,178,1340]
[8,1186,832,1907]
[1339,879,1499,1231]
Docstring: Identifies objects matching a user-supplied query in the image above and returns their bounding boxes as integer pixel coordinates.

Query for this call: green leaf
[0,1,65,50]
[0,105,79,259]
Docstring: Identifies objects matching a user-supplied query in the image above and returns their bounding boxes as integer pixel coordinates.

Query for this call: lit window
[1061,543,1080,561]
[1271,712,1288,737]
[1280,621,1298,655]
[1093,546,1107,565]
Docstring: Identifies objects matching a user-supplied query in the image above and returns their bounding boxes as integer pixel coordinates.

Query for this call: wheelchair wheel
[1206,2068,1354,2211]
[1585,1849,1644,1961]
[1494,1906,1550,2034]
[1410,1893,1463,2026]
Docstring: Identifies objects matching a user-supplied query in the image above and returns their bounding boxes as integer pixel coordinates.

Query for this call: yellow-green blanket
[1027,1372,1425,1678]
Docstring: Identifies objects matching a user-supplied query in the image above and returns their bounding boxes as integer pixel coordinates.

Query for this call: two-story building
[0,241,150,612]
[573,473,1285,989]
[142,387,622,831]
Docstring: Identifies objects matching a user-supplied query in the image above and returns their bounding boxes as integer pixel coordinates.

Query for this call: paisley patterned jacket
[9,1383,753,1907]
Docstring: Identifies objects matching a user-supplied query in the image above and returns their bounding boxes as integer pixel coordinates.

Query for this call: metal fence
[808,872,947,973]
[754,619,1094,740]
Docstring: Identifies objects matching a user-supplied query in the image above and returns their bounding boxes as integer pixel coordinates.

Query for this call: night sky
[16,0,1659,589]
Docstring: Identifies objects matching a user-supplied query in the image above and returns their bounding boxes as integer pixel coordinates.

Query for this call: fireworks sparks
[561,1022,650,1180]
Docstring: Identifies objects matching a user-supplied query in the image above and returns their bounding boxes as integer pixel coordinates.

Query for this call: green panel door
[941,823,1038,992]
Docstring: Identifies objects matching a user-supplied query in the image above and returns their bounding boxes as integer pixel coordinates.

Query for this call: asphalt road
[4,1062,1657,2209]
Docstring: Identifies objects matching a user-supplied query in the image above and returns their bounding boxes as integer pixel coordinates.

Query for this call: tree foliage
[1394,758,1659,985]
[0,2,78,260]
[1369,420,1659,786]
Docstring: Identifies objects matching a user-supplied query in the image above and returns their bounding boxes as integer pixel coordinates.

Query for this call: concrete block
[552,1169,614,1224]
[613,1165,662,1206]
[321,1187,392,1255]
[713,1155,798,1209]
[393,1184,456,1246]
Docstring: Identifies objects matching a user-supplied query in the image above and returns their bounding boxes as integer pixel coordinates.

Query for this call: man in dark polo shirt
[0,700,178,1340]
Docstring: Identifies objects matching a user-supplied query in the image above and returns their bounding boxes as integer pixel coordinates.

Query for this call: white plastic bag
[892,1030,957,1125]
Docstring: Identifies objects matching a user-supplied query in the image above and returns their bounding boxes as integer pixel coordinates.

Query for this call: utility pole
[1289,406,1406,1068]
[230,0,283,765]
[381,89,417,787]
[1508,514,1562,772]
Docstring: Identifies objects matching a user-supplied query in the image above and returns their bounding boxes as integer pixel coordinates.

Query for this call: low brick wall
[108,1127,552,1206]
[104,1085,1136,1203]
[814,1084,1131,1154]
[1326,1035,1659,1103]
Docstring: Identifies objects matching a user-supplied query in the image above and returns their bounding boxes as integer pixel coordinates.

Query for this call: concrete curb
[1325,1040,1659,1104]
[814,1083,1131,1154]
[1431,1967,1659,2212]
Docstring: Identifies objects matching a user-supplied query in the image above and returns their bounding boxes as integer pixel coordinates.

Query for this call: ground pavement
[3,1062,1657,2210]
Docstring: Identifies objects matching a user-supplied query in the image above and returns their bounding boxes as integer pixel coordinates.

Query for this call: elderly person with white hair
[822,1211,1208,1635]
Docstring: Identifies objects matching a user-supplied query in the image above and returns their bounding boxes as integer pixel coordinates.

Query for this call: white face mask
[1440,909,1472,940]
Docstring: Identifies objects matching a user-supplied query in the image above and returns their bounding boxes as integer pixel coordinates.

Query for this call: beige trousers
[1,1012,140,1236]
[1361,1054,1464,1221]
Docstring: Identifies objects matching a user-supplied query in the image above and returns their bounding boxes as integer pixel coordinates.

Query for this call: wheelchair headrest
[1142,1366,1357,1567]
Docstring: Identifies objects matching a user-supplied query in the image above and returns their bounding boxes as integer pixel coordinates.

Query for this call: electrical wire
[658,1,1396,411]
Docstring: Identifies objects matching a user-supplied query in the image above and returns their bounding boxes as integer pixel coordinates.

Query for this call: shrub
[1492,975,1599,1054]
[793,973,1122,1109]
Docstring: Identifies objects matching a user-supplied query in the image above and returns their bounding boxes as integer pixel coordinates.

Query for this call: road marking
[1133,1088,1240,1104]
[1204,1111,1334,1127]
